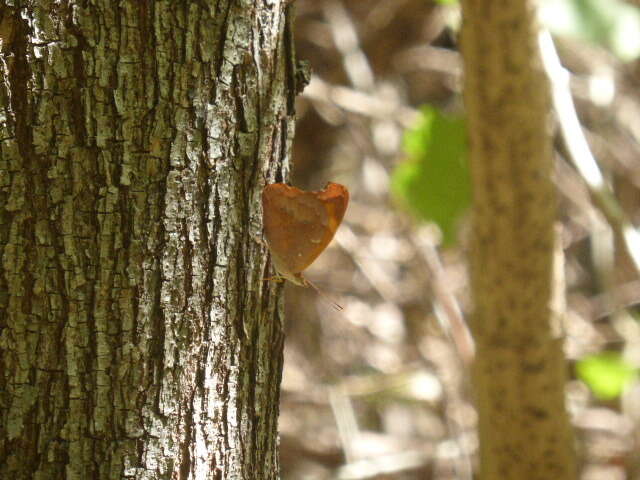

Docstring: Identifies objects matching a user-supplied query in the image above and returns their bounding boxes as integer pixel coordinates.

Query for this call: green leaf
[540,0,640,61]
[391,106,470,246]
[576,352,637,401]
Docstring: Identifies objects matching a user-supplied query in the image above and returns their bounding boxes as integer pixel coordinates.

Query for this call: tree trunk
[459,1,576,479]
[0,1,294,479]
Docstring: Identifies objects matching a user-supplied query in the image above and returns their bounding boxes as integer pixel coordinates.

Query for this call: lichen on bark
[0,1,294,479]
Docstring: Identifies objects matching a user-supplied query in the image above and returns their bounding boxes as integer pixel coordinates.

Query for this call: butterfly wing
[262,183,349,277]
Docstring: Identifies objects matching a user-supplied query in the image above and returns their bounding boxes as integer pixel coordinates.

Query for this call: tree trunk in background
[459,1,576,479]
[0,1,295,478]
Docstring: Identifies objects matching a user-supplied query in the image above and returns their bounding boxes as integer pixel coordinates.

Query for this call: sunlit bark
[0,1,295,478]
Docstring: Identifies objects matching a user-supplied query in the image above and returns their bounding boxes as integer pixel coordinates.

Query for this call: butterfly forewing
[262,183,349,275]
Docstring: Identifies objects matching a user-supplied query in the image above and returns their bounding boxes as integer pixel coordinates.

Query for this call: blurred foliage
[439,0,640,61]
[391,106,470,246]
[577,352,638,401]
[540,0,640,61]
[287,0,640,476]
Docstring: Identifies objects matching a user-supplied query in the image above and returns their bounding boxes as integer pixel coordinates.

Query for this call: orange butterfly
[262,182,349,308]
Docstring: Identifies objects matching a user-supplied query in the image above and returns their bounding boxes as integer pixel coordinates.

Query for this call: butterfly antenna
[304,278,344,311]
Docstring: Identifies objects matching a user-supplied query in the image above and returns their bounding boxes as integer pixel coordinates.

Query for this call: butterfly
[262,182,349,308]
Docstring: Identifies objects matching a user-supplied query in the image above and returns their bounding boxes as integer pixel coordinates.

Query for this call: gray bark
[0,1,294,479]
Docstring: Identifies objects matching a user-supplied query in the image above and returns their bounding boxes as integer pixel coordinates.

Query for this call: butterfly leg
[263,275,286,283]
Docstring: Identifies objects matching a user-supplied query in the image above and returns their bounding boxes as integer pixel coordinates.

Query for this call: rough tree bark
[459,1,577,479]
[0,1,295,479]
